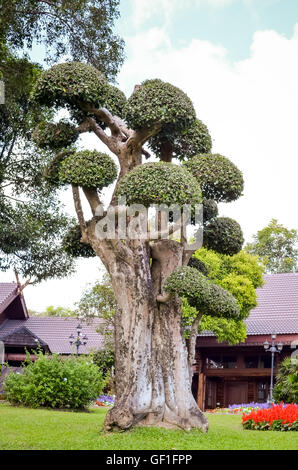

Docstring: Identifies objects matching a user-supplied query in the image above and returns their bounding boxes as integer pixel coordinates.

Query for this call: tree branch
[84,106,122,138]
[85,117,119,155]
[188,313,203,373]
[82,187,102,216]
[156,292,172,303]
[72,185,89,243]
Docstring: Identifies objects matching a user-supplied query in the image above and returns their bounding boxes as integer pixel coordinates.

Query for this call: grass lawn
[0,402,296,450]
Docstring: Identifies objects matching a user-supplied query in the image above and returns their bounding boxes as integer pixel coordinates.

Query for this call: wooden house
[192,273,298,409]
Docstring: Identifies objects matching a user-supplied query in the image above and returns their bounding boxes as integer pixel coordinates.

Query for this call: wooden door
[225,381,248,406]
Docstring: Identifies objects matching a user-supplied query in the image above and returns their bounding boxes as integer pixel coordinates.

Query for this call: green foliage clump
[220,250,265,288]
[219,274,257,317]
[199,316,247,345]
[149,118,212,161]
[273,358,298,404]
[203,217,244,255]
[183,247,265,344]
[124,79,196,132]
[195,248,264,289]
[43,150,71,187]
[187,257,209,276]
[32,120,79,150]
[58,150,117,189]
[93,349,115,378]
[203,198,218,223]
[184,153,244,202]
[4,352,105,409]
[33,62,107,109]
[116,162,201,207]
[102,84,127,120]
[62,224,96,258]
[164,266,240,319]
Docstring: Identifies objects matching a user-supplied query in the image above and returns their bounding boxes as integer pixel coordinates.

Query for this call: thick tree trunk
[100,239,208,433]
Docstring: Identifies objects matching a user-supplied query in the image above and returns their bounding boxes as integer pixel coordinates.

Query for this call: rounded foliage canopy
[184,153,244,202]
[149,118,212,161]
[164,266,240,319]
[203,198,218,223]
[203,217,244,256]
[124,79,196,132]
[33,62,107,109]
[187,257,209,276]
[32,120,79,150]
[115,162,202,207]
[102,84,127,120]
[58,150,117,189]
[62,224,96,258]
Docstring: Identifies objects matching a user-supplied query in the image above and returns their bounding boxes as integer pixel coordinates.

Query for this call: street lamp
[263,333,283,407]
[69,324,88,356]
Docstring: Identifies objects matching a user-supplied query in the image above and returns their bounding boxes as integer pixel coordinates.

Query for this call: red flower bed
[242,403,298,431]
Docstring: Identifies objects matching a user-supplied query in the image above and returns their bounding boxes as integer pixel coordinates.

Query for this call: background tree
[0,0,124,81]
[0,0,124,281]
[0,47,74,281]
[32,62,247,432]
[29,305,76,317]
[245,219,298,274]
[76,274,116,351]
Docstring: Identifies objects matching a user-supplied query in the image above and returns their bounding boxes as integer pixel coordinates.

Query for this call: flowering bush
[242,403,298,431]
[229,402,270,414]
[96,394,115,406]
[206,403,270,414]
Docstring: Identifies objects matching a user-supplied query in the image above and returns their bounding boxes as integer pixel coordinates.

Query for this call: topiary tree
[32,63,246,432]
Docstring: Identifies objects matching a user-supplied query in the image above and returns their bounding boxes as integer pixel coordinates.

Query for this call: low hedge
[4,351,105,410]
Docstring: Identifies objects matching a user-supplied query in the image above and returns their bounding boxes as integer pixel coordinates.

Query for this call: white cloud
[118,24,298,244]
[131,0,241,28]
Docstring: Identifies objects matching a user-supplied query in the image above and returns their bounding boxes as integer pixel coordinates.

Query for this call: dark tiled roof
[0,283,18,315]
[1,326,48,347]
[200,273,298,337]
[0,317,104,354]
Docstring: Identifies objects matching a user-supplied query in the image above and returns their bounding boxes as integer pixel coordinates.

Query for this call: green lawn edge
[0,403,296,450]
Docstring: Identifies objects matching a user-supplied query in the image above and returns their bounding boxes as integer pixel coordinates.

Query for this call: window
[206,355,237,369]
[206,356,223,369]
[244,356,258,368]
[257,382,268,403]
[222,356,237,369]
[259,355,271,368]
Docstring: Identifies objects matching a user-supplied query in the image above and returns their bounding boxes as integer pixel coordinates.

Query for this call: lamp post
[69,323,88,356]
[263,333,283,407]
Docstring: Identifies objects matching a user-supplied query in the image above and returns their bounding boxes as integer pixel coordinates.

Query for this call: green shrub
[164,266,240,319]
[4,352,105,409]
[273,357,298,404]
[116,161,201,207]
[32,120,79,150]
[203,217,244,255]
[33,62,107,109]
[58,150,118,189]
[62,224,96,258]
[184,153,244,202]
[124,79,196,132]
[149,118,212,161]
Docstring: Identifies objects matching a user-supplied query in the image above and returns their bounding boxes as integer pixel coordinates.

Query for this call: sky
[1,0,298,311]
